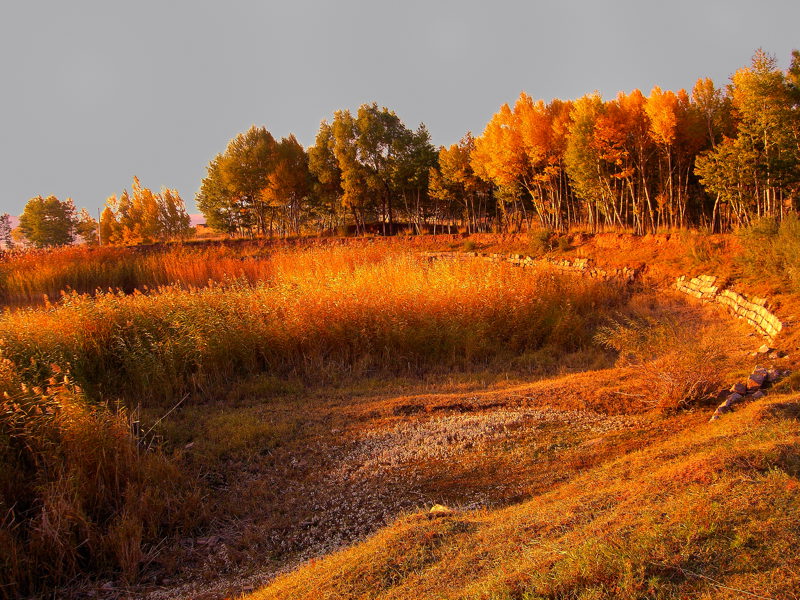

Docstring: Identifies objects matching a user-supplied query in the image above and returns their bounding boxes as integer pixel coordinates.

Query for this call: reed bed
[0,360,203,598]
[0,250,625,406]
[0,239,452,306]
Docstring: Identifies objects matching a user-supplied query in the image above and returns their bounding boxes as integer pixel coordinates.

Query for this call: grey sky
[1,0,798,216]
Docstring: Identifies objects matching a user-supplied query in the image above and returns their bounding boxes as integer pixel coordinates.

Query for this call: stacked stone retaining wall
[675,274,783,339]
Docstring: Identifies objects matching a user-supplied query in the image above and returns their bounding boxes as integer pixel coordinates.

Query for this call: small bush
[681,231,724,268]
[527,229,553,256]
[595,313,724,411]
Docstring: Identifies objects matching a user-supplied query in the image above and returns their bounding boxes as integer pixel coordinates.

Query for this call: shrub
[527,229,553,256]
[595,312,724,411]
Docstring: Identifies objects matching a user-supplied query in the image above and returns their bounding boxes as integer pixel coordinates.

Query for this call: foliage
[75,207,99,245]
[595,311,724,411]
[18,196,77,248]
[310,103,437,235]
[198,126,315,237]
[736,212,800,291]
[696,50,800,228]
[101,177,192,245]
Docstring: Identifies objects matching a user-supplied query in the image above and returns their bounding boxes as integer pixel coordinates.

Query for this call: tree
[315,103,429,234]
[564,93,607,230]
[100,178,193,245]
[18,196,77,247]
[393,124,438,233]
[99,204,117,245]
[696,49,800,225]
[0,214,13,249]
[158,187,192,240]
[430,133,492,232]
[197,126,277,236]
[261,135,310,236]
[75,208,99,245]
[308,120,344,232]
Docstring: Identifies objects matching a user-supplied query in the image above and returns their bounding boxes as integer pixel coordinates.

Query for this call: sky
[1,0,799,217]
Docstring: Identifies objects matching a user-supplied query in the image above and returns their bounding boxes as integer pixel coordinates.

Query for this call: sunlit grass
[0,249,625,405]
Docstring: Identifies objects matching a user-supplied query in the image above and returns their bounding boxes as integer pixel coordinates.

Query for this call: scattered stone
[758,344,773,354]
[716,404,733,414]
[767,369,782,383]
[727,392,744,404]
[730,383,748,395]
[750,390,765,400]
[428,504,455,518]
[748,372,766,388]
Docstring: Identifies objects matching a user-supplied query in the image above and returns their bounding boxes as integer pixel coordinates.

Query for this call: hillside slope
[246,394,800,600]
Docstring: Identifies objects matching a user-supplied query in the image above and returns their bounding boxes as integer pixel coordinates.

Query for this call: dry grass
[0,237,461,307]
[0,234,781,599]
[0,360,204,598]
[594,303,728,411]
[245,393,800,600]
[0,248,626,406]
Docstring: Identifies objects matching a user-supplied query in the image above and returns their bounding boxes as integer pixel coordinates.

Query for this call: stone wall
[675,274,783,340]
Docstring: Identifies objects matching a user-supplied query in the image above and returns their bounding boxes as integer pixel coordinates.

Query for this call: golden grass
[0,238,459,307]
[0,249,627,406]
[245,394,800,600]
[0,235,780,598]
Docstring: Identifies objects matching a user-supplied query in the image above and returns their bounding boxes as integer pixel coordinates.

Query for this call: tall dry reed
[0,250,625,405]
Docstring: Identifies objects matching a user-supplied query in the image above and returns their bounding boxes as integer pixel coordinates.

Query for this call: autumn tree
[75,208,99,245]
[430,133,493,232]
[100,178,192,245]
[393,124,438,233]
[18,196,77,247]
[197,126,277,236]
[308,120,345,232]
[313,103,435,234]
[158,188,192,240]
[564,93,607,230]
[261,135,311,236]
[472,102,525,229]
[99,204,116,245]
[696,50,800,226]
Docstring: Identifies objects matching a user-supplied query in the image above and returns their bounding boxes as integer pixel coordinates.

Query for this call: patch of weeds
[527,229,554,256]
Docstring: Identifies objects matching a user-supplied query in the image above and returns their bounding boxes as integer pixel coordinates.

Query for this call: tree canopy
[18,196,77,247]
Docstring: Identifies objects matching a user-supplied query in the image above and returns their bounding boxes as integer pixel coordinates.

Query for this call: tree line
[7,49,799,248]
[198,49,800,236]
[4,178,192,249]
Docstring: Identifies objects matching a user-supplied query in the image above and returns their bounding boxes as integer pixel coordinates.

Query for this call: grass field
[0,234,794,599]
